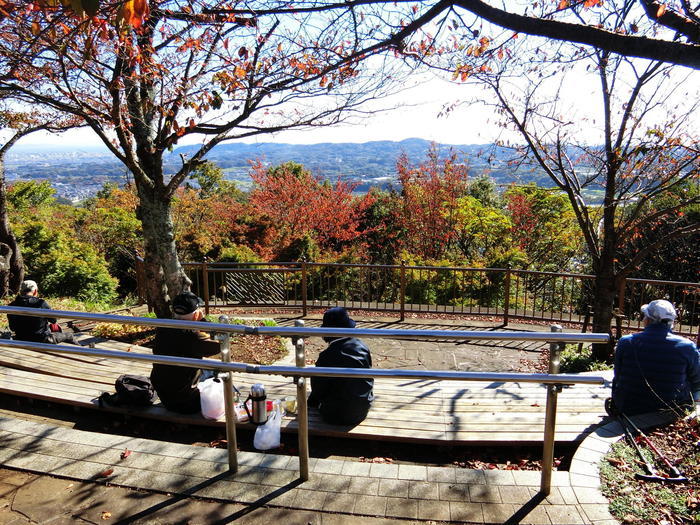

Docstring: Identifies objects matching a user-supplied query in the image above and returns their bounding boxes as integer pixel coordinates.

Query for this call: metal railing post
[503,267,511,326]
[617,277,626,313]
[218,315,238,473]
[301,260,308,317]
[202,260,210,314]
[293,320,310,480]
[540,324,563,495]
[399,260,406,322]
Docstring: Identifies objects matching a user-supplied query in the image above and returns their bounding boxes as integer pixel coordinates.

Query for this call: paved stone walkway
[0,415,621,524]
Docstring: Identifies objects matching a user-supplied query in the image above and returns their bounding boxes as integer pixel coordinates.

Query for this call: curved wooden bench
[0,337,612,444]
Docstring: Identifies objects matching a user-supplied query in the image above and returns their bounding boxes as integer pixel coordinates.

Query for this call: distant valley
[7,138,557,201]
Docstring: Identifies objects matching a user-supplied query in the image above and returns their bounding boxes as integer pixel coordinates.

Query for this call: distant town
[7,138,559,202]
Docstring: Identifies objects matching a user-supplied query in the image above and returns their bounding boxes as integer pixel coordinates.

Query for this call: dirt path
[231,311,567,373]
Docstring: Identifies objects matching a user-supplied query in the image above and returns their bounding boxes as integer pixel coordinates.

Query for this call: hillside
[7,138,552,200]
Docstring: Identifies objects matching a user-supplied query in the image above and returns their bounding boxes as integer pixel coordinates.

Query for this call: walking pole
[619,412,688,483]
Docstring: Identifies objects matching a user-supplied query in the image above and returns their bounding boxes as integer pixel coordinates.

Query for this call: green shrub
[18,222,118,304]
[559,344,612,373]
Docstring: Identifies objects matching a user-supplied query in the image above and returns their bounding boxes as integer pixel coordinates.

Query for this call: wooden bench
[0,338,612,444]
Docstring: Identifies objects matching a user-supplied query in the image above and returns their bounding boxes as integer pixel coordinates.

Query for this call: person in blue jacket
[612,299,700,416]
[308,307,374,426]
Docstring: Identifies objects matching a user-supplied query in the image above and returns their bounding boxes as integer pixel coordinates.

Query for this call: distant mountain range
[7,138,552,200]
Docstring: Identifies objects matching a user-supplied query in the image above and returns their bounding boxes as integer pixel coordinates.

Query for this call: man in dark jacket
[612,299,700,415]
[8,280,75,344]
[151,292,220,414]
[308,307,373,425]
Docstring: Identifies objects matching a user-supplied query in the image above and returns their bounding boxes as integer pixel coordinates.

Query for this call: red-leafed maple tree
[396,146,469,261]
[0,1,415,316]
[248,161,372,260]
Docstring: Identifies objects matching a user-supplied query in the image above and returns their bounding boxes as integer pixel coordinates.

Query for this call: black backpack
[99,374,155,407]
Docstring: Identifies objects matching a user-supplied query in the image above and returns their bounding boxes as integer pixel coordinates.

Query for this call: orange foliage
[396,145,469,260]
[248,162,372,259]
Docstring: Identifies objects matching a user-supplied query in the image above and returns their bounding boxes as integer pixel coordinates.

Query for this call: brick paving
[0,414,629,524]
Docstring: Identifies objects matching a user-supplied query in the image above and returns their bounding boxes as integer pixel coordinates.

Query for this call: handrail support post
[540,324,563,495]
[399,260,406,322]
[218,315,238,473]
[301,260,308,317]
[202,260,210,315]
[503,267,511,326]
[293,320,310,480]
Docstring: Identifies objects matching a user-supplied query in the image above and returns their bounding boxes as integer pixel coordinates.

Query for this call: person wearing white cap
[611,299,700,415]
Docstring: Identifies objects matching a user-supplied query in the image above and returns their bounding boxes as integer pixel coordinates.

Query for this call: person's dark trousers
[319,400,370,426]
[44,332,77,345]
[160,390,202,414]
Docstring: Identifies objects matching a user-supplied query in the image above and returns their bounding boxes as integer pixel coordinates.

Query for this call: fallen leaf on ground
[120,449,131,460]
[101,511,112,520]
[96,468,114,478]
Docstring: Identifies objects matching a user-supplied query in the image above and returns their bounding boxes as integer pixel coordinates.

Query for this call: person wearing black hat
[307,307,374,425]
[150,291,220,414]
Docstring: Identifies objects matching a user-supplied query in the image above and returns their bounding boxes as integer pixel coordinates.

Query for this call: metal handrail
[0,306,608,496]
[0,306,610,343]
[0,337,602,385]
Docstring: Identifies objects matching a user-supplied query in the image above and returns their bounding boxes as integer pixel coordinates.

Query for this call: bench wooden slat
[0,341,611,445]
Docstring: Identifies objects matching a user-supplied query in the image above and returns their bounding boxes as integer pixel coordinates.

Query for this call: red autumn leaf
[557,0,568,9]
[96,468,114,478]
[656,3,666,17]
[120,449,131,460]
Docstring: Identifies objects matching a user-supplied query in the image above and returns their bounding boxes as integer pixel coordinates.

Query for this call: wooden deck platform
[0,337,612,445]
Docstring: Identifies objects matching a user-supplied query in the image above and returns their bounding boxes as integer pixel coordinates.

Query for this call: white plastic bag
[199,377,225,420]
[253,405,282,450]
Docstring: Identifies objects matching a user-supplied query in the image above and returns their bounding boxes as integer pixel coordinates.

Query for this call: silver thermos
[244,383,267,425]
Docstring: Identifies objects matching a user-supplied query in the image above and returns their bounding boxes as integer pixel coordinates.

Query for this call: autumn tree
[0,1,416,316]
[0,104,78,296]
[396,145,469,261]
[248,161,372,260]
[447,3,700,359]
[76,184,142,295]
[504,185,582,273]
[452,193,514,267]
[8,181,118,303]
[357,188,405,265]
[209,0,700,68]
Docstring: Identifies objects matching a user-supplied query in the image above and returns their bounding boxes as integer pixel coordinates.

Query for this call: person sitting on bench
[7,280,76,344]
[612,299,700,415]
[308,307,374,425]
[151,292,220,414]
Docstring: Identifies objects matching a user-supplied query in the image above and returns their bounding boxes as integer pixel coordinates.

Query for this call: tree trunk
[135,183,190,318]
[0,155,24,296]
[590,267,617,362]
